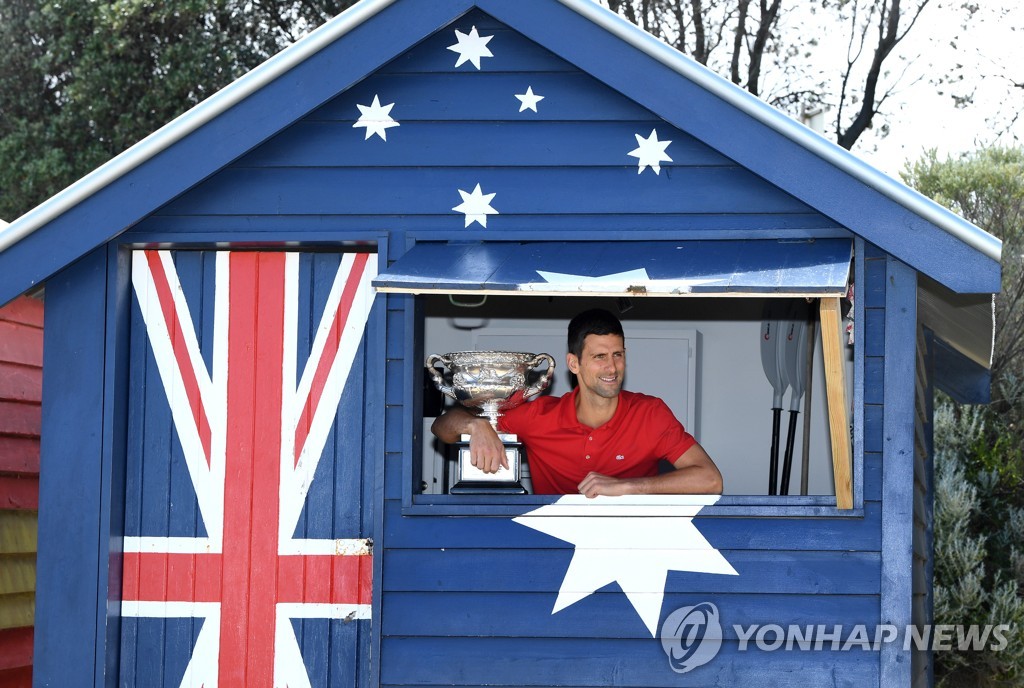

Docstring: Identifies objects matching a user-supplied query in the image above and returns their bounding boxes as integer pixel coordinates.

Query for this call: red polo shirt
[497,388,696,495]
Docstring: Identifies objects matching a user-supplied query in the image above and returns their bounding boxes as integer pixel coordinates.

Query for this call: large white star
[513,496,737,637]
[628,129,673,175]
[452,184,499,228]
[352,95,399,141]
[515,86,545,113]
[536,268,651,286]
[447,26,494,69]
[528,268,722,294]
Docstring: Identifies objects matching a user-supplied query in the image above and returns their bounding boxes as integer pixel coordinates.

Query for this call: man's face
[568,333,625,399]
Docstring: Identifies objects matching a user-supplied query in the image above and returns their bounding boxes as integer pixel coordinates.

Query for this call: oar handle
[780,410,800,496]
[769,408,782,496]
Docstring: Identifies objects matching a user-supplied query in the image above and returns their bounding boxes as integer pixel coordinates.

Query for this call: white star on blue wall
[452,184,499,227]
[515,86,545,113]
[514,496,737,636]
[447,26,494,69]
[353,95,400,141]
[628,129,673,174]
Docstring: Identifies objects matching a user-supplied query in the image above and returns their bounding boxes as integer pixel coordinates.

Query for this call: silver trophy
[426,351,555,493]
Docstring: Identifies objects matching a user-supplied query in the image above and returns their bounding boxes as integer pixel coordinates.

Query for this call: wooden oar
[779,302,809,496]
[760,305,789,496]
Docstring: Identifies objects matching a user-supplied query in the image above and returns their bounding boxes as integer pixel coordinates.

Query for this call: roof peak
[0,0,1001,268]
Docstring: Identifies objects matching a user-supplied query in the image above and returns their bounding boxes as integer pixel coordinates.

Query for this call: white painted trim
[121,600,220,617]
[277,603,372,620]
[131,251,224,544]
[122,536,218,554]
[278,538,373,556]
[278,254,377,543]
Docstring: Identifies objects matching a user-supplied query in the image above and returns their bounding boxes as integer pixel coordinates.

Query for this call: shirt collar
[557,386,631,431]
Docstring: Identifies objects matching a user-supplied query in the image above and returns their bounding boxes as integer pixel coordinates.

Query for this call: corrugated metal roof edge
[0,0,1002,265]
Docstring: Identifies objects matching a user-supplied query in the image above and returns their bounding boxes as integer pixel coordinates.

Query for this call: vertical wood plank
[852,237,868,508]
[881,257,918,687]
[101,245,131,682]
[34,248,109,687]
[820,297,853,509]
[365,232,388,688]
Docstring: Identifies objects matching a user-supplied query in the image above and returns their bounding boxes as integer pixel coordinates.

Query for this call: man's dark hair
[567,308,625,358]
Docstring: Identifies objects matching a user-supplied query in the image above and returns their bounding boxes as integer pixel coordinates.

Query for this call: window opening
[418,293,854,505]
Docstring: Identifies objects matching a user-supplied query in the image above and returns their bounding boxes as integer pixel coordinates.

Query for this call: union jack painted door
[120,249,379,688]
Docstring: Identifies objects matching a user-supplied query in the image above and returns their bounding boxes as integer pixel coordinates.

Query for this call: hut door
[119,250,378,688]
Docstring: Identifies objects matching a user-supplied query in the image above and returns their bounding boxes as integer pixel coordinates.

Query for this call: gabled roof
[0,0,1001,306]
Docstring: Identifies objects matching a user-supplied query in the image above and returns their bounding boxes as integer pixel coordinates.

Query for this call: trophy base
[449,433,527,494]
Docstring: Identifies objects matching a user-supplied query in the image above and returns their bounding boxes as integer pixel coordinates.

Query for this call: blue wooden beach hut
[0,0,1001,686]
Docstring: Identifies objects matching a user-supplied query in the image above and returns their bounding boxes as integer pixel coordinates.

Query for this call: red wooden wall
[0,295,42,687]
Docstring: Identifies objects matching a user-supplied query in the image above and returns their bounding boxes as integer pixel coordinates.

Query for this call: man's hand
[467,417,508,474]
[576,441,723,497]
[577,471,633,498]
[432,408,508,473]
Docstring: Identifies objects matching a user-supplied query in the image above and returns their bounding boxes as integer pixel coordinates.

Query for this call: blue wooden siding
[373,261,889,685]
[123,11,894,687]
[34,248,122,685]
[132,10,841,246]
[880,257,919,687]
[30,8,919,687]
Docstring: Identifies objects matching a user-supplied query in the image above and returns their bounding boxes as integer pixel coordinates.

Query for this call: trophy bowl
[425,351,556,428]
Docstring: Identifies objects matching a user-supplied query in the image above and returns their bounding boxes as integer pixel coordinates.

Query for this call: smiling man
[431,308,723,497]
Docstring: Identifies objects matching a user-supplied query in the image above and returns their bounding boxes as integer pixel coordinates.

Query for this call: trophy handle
[523,353,556,399]
[425,353,457,399]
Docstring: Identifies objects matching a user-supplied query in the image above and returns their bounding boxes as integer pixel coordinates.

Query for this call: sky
[821,2,1024,177]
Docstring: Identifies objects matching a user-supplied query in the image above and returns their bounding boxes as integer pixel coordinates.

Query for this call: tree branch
[691,0,709,63]
[838,0,931,150]
[746,0,780,96]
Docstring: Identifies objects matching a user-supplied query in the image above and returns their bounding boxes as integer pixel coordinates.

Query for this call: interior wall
[424,295,850,496]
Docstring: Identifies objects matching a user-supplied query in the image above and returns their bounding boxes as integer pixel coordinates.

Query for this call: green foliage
[907,148,1024,686]
[933,405,1024,685]
[933,397,1024,687]
[0,0,356,220]
[902,147,1024,248]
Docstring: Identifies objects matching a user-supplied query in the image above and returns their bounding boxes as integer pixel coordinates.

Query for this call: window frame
[396,237,867,518]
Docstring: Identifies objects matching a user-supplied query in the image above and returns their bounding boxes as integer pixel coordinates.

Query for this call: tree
[0,0,356,221]
[933,5,1024,149]
[600,0,955,151]
[906,146,1024,686]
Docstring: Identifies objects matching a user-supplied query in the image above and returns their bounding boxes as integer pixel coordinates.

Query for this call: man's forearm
[578,464,723,498]
[430,406,491,443]
[431,406,508,473]
[629,465,723,495]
